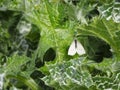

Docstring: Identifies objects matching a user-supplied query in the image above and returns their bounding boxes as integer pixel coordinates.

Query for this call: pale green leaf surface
[42,57,120,90]
[41,57,93,90]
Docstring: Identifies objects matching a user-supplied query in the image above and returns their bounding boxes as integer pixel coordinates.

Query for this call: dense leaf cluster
[0,0,120,90]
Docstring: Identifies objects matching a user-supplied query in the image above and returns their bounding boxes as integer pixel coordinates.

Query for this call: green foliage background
[0,0,120,90]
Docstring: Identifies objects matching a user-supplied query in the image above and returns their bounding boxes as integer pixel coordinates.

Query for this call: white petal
[68,40,77,56]
[76,40,85,55]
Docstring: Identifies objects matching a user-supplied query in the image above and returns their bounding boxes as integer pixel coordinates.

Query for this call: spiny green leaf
[41,57,94,90]
[4,54,30,75]
[92,72,120,90]
[77,17,120,60]
[25,0,75,62]
[98,2,120,23]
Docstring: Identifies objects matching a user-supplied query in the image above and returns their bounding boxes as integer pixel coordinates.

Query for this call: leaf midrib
[43,0,60,61]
